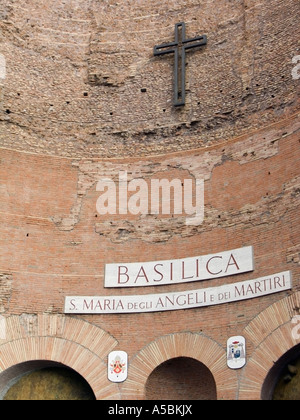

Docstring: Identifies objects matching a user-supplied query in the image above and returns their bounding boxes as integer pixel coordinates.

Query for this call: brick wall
[0,0,299,158]
[145,357,217,400]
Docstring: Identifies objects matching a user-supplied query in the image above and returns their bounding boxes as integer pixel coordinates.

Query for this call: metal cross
[154,22,207,107]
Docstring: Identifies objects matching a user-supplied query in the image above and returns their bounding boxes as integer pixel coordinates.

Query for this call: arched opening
[145,357,217,400]
[0,360,96,400]
[261,344,300,400]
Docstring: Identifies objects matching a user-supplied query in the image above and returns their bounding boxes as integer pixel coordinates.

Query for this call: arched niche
[0,314,119,400]
[145,356,217,400]
[1,360,96,400]
[261,343,300,400]
[122,332,237,400]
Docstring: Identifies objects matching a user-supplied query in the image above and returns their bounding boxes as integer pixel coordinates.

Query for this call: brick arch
[240,291,300,400]
[122,332,237,400]
[0,314,119,400]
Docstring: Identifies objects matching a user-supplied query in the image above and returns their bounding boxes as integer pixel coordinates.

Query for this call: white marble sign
[65,270,291,315]
[105,246,254,288]
[227,336,246,369]
[108,351,128,383]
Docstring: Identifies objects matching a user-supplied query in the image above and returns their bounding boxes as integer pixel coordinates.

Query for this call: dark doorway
[145,356,217,400]
[261,344,300,400]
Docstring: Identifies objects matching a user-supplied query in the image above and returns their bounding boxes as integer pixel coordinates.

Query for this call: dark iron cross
[154,22,207,107]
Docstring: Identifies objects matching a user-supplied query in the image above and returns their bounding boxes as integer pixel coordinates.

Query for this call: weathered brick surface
[0,0,299,158]
[0,0,299,400]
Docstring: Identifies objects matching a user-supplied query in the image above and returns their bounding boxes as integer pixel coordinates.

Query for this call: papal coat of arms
[108,351,128,383]
[227,336,246,369]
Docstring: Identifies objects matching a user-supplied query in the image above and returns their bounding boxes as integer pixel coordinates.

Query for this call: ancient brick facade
[0,0,299,400]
